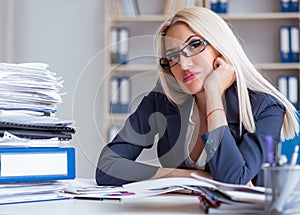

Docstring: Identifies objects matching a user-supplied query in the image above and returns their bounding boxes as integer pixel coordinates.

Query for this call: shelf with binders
[111,12,299,22]
[108,62,300,74]
[228,20,299,62]
[261,69,300,110]
[110,10,299,72]
[109,0,300,73]
[220,12,300,20]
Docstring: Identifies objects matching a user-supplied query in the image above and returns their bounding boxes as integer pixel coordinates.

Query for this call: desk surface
[0,195,205,215]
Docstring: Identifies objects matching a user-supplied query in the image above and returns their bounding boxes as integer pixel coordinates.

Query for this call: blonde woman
[96,7,299,186]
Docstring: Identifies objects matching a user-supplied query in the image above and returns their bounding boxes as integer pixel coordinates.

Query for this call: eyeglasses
[160,36,208,70]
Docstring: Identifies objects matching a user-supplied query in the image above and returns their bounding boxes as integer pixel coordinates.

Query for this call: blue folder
[0,147,75,183]
[281,111,300,164]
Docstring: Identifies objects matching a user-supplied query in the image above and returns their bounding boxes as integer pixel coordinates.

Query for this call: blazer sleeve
[95,84,166,186]
[201,96,285,185]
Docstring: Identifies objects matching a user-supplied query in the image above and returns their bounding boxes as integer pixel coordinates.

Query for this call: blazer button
[210,147,216,154]
[206,138,213,145]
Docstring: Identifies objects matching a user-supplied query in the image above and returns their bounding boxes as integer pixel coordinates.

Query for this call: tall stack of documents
[0,63,62,116]
[0,62,76,142]
[0,62,76,205]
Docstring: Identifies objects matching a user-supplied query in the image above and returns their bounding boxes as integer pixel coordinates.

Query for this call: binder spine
[281,0,290,12]
[288,76,299,109]
[0,147,76,183]
[110,27,119,64]
[110,77,131,113]
[290,0,299,12]
[290,26,300,62]
[210,0,219,13]
[278,75,299,109]
[280,26,291,63]
[110,77,120,113]
[210,0,228,13]
[117,27,129,65]
[218,0,228,13]
[119,77,131,113]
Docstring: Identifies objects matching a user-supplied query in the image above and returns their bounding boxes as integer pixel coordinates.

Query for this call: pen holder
[263,164,300,214]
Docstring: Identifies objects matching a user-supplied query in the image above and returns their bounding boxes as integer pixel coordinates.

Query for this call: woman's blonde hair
[155,6,299,140]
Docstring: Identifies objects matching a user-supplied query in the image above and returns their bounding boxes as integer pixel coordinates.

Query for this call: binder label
[1,152,68,177]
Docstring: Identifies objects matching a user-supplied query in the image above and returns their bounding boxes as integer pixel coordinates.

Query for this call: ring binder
[0,147,76,183]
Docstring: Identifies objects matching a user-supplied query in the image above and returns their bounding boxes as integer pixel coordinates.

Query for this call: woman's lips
[183,71,199,83]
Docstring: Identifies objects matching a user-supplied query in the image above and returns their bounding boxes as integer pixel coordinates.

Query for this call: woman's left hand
[204,56,236,96]
[246,180,254,187]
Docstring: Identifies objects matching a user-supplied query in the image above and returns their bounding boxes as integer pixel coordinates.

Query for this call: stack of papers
[122,174,266,213]
[0,62,76,144]
[0,181,68,205]
[0,62,63,115]
[60,175,266,214]
[61,178,181,200]
[0,63,76,206]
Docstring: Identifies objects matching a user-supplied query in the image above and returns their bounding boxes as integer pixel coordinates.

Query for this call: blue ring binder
[0,147,76,183]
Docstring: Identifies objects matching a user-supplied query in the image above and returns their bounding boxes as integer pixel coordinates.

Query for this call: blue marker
[266,135,274,166]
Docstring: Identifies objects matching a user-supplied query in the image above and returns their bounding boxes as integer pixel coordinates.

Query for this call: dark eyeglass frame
[159,38,209,70]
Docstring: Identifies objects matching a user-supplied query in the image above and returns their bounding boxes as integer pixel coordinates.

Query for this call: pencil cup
[263,165,300,214]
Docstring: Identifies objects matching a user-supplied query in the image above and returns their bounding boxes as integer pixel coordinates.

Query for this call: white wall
[1,0,106,179]
[0,0,5,61]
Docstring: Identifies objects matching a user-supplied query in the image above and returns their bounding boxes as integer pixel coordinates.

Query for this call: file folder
[290,0,299,12]
[210,0,228,13]
[117,27,129,64]
[0,129,73,141]
[210,0,219,13]
[110,77,131,113]
[280,26,291,63]
[281,0,290,12]
[110,77,120,113]
[290,26,299,62]
[0,147,75,183]
[218,0,228,13]
[278,75,299,109]
[288,76,299,109]
[110,27,118,64]
[119,77,131,113]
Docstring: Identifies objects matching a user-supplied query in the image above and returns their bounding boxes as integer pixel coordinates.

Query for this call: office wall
[0,0,5,61]
[1,0,106,179]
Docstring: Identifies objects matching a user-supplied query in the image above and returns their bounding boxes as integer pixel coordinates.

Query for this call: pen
[290,145,299,166]
[73,196,121,202]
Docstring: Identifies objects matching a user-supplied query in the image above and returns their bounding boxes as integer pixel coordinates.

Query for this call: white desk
[0,195,205,215]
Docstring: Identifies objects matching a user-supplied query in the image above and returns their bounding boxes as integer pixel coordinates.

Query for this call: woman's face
[164,23,219,94]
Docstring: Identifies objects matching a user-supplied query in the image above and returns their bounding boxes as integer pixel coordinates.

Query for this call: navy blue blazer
[96,81,285,186]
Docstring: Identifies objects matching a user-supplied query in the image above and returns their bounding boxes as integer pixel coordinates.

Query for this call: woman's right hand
[204,56,236,97]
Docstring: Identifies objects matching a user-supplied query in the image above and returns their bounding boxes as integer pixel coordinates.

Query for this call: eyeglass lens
[160,36,208,69]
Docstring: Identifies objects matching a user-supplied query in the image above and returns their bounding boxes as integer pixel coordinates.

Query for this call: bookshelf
[103,0,300,142]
